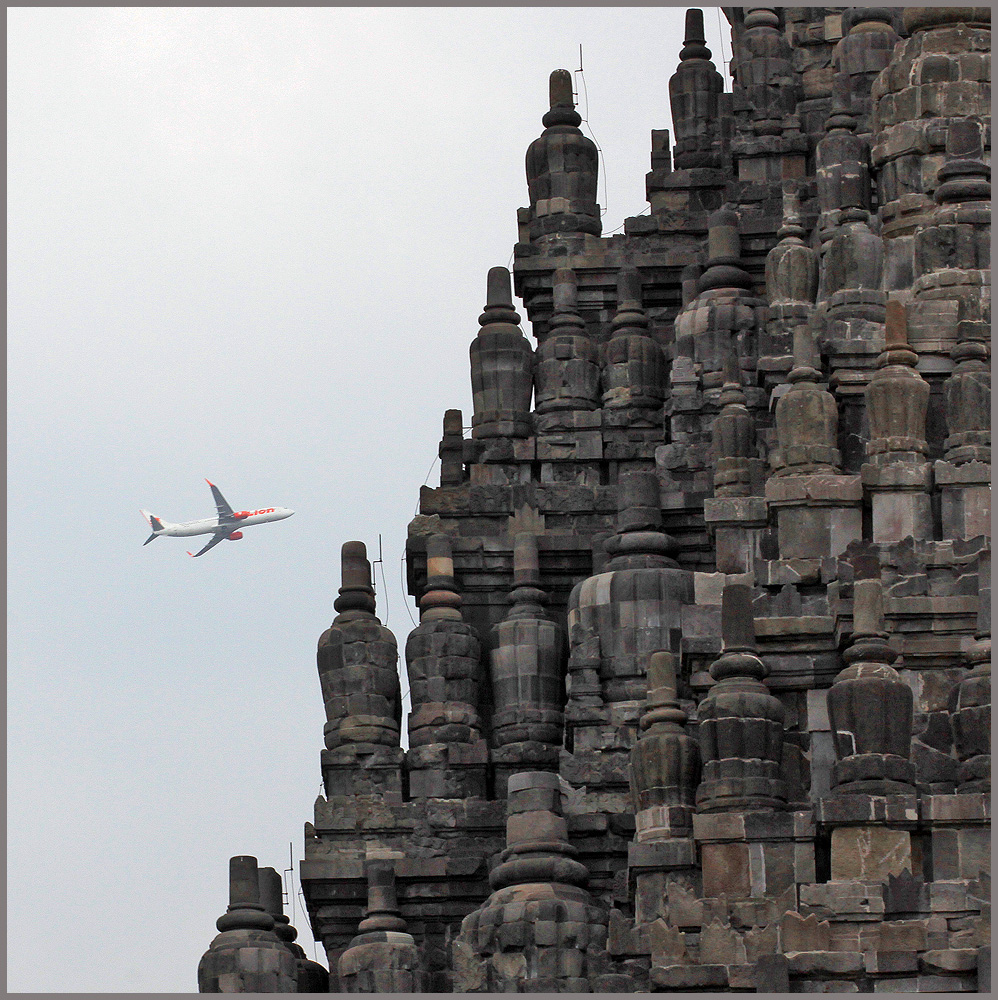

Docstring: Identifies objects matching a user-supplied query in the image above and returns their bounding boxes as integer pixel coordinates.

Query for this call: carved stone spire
[711,357,757,496]
[469,266,534,439]
[696,584,788,812]
[535,267,600,415]
[693,207,758,402]
[862,302,934,542]
[317,542,401,751]
[197,856,297,993]
[735,8,798,137]
[629,651,700,842]
[567,471,692,734]
[489,533,564,754]
[865,301,930,468]
[524,69,601,241]
[404,533,482,748]
[774,324,841,476]
[668,8,724,170]
[764,185,819,380]
[826,554,915,794]
[338,855,424,993]
[601,267,665,423]
[453,771,608,992]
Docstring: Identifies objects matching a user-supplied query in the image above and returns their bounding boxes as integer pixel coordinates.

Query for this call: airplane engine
[227,531,244,540]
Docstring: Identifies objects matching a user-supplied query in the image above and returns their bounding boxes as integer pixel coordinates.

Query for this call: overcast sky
[8,7,730,992]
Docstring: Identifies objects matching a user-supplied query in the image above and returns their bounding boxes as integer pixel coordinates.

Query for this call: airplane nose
[284,508,295,518]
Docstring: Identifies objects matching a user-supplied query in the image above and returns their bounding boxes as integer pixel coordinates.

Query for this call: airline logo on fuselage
[233,509,276,518]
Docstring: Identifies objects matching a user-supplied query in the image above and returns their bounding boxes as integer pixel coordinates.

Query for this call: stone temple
[197,7,991,993]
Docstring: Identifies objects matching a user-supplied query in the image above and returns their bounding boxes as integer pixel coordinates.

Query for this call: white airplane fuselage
[154,507,294,538]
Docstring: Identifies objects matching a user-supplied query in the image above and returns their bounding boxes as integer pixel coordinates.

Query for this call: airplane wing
[205,479,235,521]
[187,531,229,558]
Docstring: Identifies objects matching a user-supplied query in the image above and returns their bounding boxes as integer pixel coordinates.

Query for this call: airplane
[141,480,294,557]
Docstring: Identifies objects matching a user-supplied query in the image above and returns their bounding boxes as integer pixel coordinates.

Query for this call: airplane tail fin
[141,510,167,543]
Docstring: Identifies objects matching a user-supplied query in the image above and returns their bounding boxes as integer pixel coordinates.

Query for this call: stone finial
[738,7,797,135]
[481,265,521,324]
[630,651,700,841]
[773,324,841,475]
[197,856,297,993]
[334,541,377,618]
[489,533,564,753]
[935,120,991,206]
[318,541,401,752]
[419,533,462,621]
[601,268,666,415]
[668,8,724,169]
[698,208,753,293]
[616,470,662,533]
[470,266,534,438]
[454,771,608,992]
[864,301,930,466]
[696,583,787,812]
[535,267,600,415]
[712,358,757,496]
[827,557,915,795]
[525,70,601,240]
[405,533,482,750]
[338,856,424,993]
[679,8,711,62]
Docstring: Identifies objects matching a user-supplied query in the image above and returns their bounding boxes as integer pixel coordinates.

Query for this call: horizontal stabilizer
[143,533,158,546]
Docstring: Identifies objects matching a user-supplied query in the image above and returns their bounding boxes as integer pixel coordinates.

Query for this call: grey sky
[8,7,728,991]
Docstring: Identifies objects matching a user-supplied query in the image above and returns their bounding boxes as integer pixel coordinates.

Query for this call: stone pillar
[316,541,403,797]
[404,533,487,799]
[524,69,601,242]
[820,555,918,883]
[489,532,564,788]
[258,866,329,993]
[197,855,297,993]
[453,771,609,993]
[862,301,933,543]
[469,266,534,440]
[338,855,425,993]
